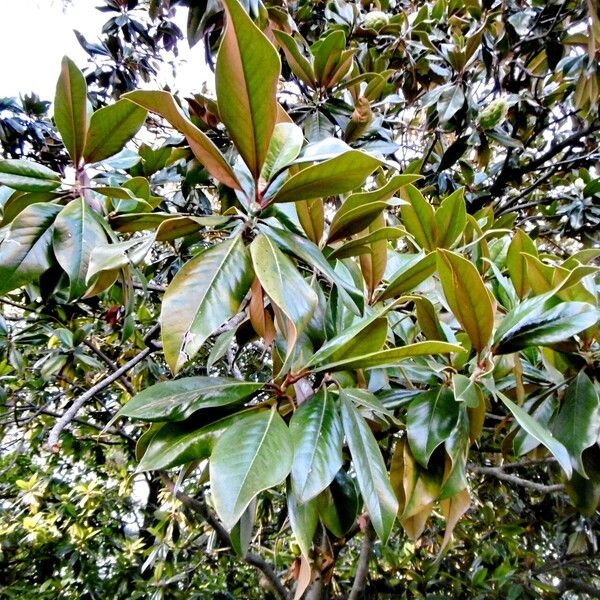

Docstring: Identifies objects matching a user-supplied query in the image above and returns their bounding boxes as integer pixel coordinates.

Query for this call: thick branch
[468,464,564,493]
[159,473,288,600]
[348,519,376,600]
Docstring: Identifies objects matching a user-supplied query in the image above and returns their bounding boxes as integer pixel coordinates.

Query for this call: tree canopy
[0,0,599,598]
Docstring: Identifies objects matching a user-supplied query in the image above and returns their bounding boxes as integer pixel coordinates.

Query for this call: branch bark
[159,473,289,600]
[468,464,564,493]
[348,519,376,600]
[45,324,159,451]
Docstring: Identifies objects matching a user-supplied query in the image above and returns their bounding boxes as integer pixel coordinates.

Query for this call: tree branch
[348,518,376,600]
[468,464,564,493]
[82,339,135,395]
[159,472,288,600]
[46,324,160,451]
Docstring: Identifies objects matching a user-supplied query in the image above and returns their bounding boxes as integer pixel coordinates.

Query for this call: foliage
[1,0,600,598]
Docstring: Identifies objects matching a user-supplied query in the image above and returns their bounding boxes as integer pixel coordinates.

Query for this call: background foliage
[1,0,599,598]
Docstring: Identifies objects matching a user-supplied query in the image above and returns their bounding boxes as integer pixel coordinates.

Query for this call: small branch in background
[82,339,135,395]
[468,464,564,493]
[348,518,376,600]
[558,578,600,598]
[46,324,160,451]
[159,472,288,600]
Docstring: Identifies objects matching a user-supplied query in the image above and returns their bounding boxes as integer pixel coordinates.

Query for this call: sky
[0,0,213,101]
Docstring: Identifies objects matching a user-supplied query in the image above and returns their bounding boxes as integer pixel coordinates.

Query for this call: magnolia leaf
[118,376,263,422]
[161,235,253,373]
[260,122,304,182]
[290,390,343,502]
[124,91,240,189]
[52,199,107,299]
[0,160,61,192]
[553,372,600,477]
[497,391,572,478]
[287,482,319,559]
[216,0,280,178]
[250,234,317,355]
[506,229,537,298]
[494,296,599,354]
[83,99,147,164]
[434,188,466,248]
[54,56,88,166]
[0,203,61,294]
[210,409,293,530]
[341,397,398,543]
[312,341,462,372]
[270,151,381,204]
[407,387,460,468]
[437,249,494,354]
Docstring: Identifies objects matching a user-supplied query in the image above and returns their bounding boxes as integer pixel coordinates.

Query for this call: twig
[159,473,288,600]
[82,339,135,395]
[558,578,600,598]
[46,324,159,451]
[348,518,376,600]
[468,464,564,493]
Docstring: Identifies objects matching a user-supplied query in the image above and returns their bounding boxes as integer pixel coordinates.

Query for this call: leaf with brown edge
[439,488,470,555]
[400,184,437,250]
[436,249,494,354]
[250,234,317,358]
[124,91,240,190]
[216,0,280,179]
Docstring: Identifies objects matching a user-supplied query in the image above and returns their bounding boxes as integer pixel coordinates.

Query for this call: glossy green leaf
[290,390,343,502]
[52,199,107,299]
[250,234,317,353]
[210,409,293,530]
[327,174,419,242]
[434,188,466,248]
[273,30,315,88]
[317,469,360,537]
[215,0,280,179]
[494,296,599,354]
[118,376,263,422]
[306,307,391,368]
[230,499,257,557]
[54,56,88,165]
[0,203,61,295]
[0,160,61,192]
[260,224,363,315]
[260,122,304,182]
[161,235,253,373]
[313,341,462,372]
[87,235,154,281]
[377,252,437,301]
[83,99,147,164]
[340,397,398,543]
[329,227,405,260]
[400,184,437,250]
[506,229,537,298]
[287,482,319,558]
[407,387,460,468]
[124,91,240,189]
[497,391,572,478]
[553,372,600,477]
[270,151,381,204]
[137,417,227,471]
[437,249,494,353]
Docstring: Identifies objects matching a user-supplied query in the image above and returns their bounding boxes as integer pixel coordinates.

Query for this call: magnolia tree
[1,0,599,598]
